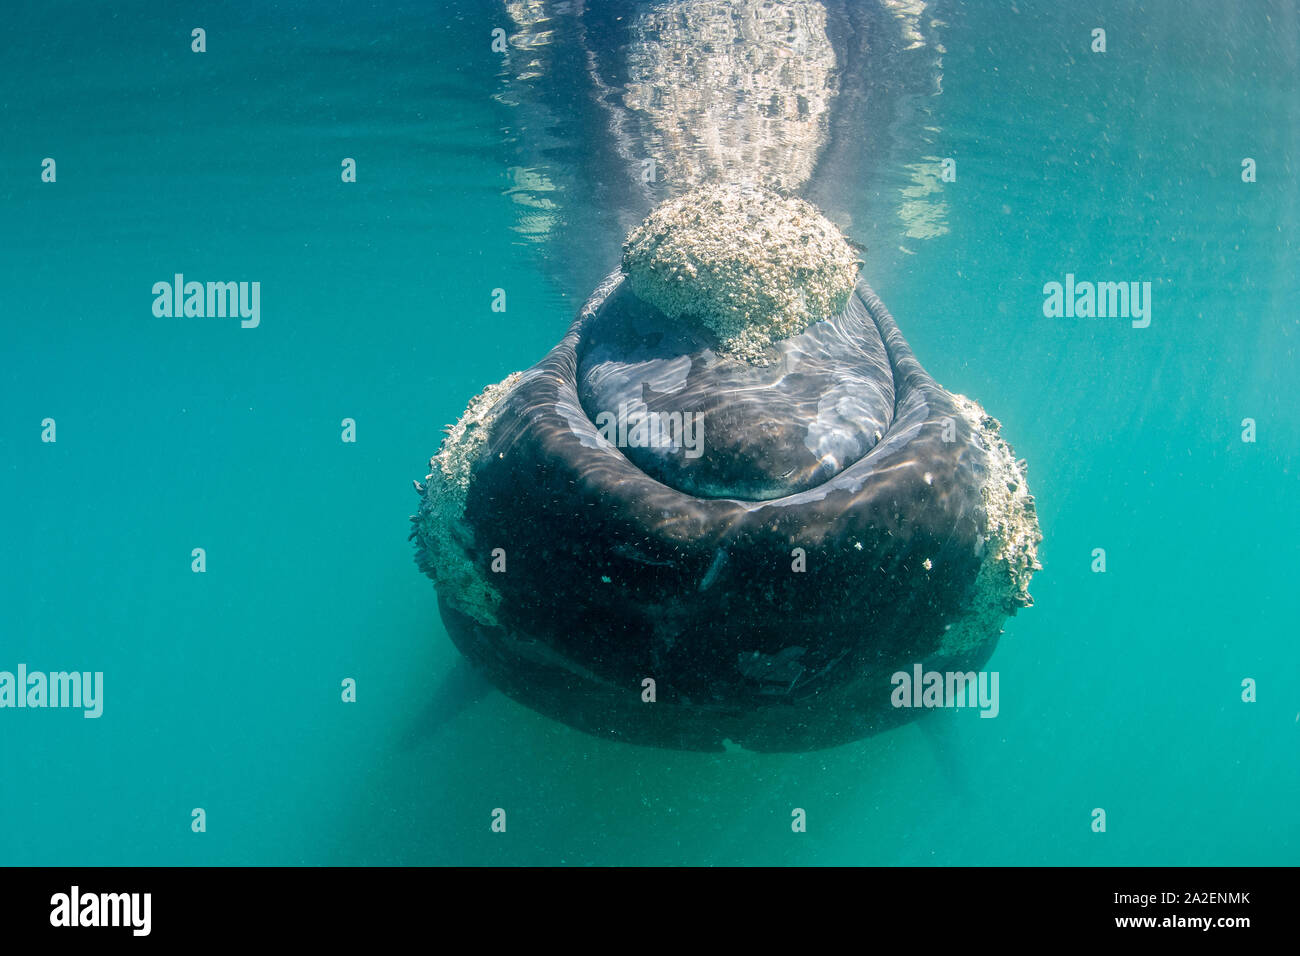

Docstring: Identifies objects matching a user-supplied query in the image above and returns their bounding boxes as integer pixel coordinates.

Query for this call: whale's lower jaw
[438,598,1005,753]
[413,279,1040,753]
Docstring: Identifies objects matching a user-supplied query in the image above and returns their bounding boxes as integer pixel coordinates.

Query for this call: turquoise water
[2,0,1296,866]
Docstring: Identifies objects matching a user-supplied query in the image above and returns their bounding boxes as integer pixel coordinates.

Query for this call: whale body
[411,0,1041,752]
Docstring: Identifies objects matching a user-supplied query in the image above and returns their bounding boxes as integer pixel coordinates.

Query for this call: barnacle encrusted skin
[938,395,1043,654]
[413,372,522,628]
[621,184,861,362]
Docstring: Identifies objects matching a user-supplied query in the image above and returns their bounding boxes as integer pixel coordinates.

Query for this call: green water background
[1,0,1296,865]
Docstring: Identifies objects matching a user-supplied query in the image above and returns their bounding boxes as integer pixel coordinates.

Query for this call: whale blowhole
[621,184,861,362]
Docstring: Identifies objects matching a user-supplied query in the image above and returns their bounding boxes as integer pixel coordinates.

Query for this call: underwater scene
[1,0,1297,867]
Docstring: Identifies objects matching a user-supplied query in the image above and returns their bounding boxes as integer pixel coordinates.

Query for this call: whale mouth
[577,279,895,500]
[411,192,1041,753]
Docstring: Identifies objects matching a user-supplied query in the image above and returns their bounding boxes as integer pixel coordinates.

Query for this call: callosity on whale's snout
[412,185,1041,752]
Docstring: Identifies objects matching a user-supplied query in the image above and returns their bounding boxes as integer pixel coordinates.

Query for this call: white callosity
[938,395,1042,654]
[622,184,861,362]
[413,371,522,628]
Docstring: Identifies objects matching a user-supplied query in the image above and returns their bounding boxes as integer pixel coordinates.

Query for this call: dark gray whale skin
[430,274,1012,753]
[414,1,1038,752]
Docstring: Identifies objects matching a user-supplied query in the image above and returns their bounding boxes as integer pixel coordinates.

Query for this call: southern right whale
[410,0,1041,752]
